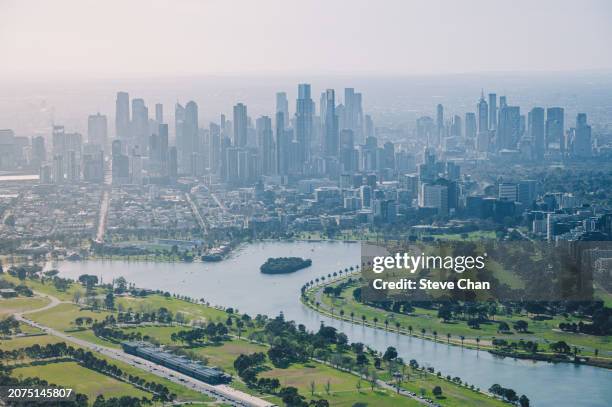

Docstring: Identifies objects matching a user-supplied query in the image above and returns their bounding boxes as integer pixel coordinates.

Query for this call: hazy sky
[1,0,612,78]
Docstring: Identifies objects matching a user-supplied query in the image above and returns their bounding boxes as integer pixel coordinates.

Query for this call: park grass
[0,334,63,351]
[192,339,268,371]
[0,296,50,317]
[379,367,507,407]
[28,302,111,331]
[314,279,612,356]
[2,274,92,302]
[116,294,228,324]
[11,361,149,400]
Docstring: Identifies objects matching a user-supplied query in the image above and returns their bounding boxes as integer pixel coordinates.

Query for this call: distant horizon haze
[1,0,611,78]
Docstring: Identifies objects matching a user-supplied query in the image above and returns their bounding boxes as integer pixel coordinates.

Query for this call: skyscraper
[87,113,108,150]
[295,84,314,165]
[275,112,287,176]
[465,112,477,139]
[233,103,248,148]
[256,116,274,175]
[573,113,592,158]
[436,104,444,146]
[344,88,363,144]
[323,89,339,157]
[115,92,130,140]
[155,103,163,124]
[488,93,497,130]
[159,123,169,175]
[183,101,199,174]
[476,93,489,152]
[130,98,148,151]
[498,105,521,150]
[275,92,289,128]
[528,107,545,160]
[546,107,564,151]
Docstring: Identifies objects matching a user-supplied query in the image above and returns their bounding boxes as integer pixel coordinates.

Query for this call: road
[211,192,228,213]
[186,191,208,234]
[14,292,275,407]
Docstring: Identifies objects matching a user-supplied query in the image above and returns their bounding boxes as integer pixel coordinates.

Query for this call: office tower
[181,101,199,174]
[323,89,339,157]
[209,123,221,174]
[275,112,287,176]
[155,103,163,124]
[477,93,488,133]
[111,139,122,157]
[31,136,46,167]
[450,115,462,138]
[518,180,537,206]
[115,91,130,140]
[488,93,497,130]
[256,116,274,175]
[233,103,248,148]
[436,104,444,146]
[159,124,169,175]
[87,113,108,150]
[83,151,104,183]
[360,185,372,208]
[546,107,564,152]
[275,92,289,128]
[52,155,64,184]
[295,83,314,164]
[344,88,363,143]
[528,107,545,160]
[339,129,356,172]
[573,113,592,158]
[0,129,17,170]
[465,112,477,139]
[498,182,518,201]
[498,106,521,150]
[365,115,374,139]
[419,183,449,215]
[130,98,148,146]
[168,147,178,178]
[499,96,507,109]
[476,93,489,152]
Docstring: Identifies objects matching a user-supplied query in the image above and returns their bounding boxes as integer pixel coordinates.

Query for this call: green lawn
[28,302,111,331]
[116,294,228,324]
[313,279,612,356]
[0,334,63,351]
[12,361,149,400]
[0,296,50,317]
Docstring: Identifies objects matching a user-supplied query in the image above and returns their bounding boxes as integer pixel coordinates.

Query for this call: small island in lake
[260,257,312,274]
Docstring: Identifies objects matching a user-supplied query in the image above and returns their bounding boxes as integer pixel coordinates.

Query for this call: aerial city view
[1,1,611,406]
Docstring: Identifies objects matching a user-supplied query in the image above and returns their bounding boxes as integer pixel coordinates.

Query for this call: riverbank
[302,275,612,370]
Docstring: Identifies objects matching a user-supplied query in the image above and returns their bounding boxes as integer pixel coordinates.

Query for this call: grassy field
[116,294,229,324]
[0,333,213,403]
[2,274,91,302]
[0,296,50,317]
[12,361,149,400]
[0,334,63,351]
[312,279,612,356]
[28,302,112,331]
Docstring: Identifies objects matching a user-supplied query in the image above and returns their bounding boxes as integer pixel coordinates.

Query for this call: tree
[513,320,529,333]
[104,292,115,310]
[324,379,331,395]
[519,394,530,407]
[310,380,315,396]
[432,386,443,398]
[383,346,398,362]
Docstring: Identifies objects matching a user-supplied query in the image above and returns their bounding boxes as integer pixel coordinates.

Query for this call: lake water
[50,240,611,407]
